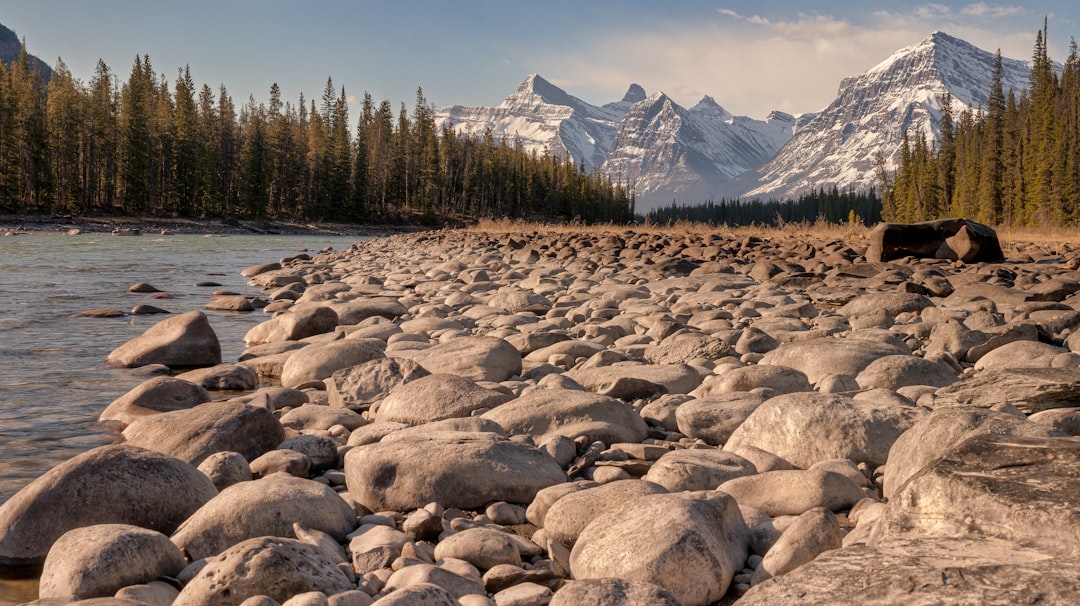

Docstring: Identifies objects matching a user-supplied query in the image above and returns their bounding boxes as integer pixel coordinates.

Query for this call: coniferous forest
[644,187,882,227]
[880,23,1080,227]
[0,47,634,224]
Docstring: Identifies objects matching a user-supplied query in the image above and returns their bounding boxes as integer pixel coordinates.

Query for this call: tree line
[879,22,1080,227]
[0,47,634,224]
[644,186,882,227]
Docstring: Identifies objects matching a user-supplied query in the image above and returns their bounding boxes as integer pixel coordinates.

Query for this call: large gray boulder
[724,392,924,469]
[0,445,216,567]
[758,338,908,384]
[542,480,668,546]
[877,434,1080,556]
[325,357,431,408]
[374,373,512,425]
[481,389,648,445]
[570,491,749,606]
[121,401,285,467]
[933,367,1080,414]
[866,219,1003,263]
[172,536,353,606]
[407,336,522,382]
[883,406,1065,499]
[642,449,757,492]
[105,311,221,368]
[344,431,566,511]
[280,339,386,389]
[171,474,357,561]
[38,524,186,600]
[97,376,212,430]
[675,393,766,446]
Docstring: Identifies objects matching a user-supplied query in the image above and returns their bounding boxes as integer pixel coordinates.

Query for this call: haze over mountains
[436,32,1032,212]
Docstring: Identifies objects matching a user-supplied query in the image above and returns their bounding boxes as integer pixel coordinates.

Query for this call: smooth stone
[105,310,221,368]
[278,435,339,473]
[250,449,312,478]
[481,389,648,445]
[175,363,260,391]
[487,289,552,313]
[368,583,460,606]
[698,364,813,396]
[115,581,181,605]
[280,339,386,389]
[837,292,934,318]
[326,357,431,408]
[542,479,667,546]
[523,340,606,363]
[39,524,186,600]
[75,308,126,318]
[854,354,958,391]
[642,448,757,492]
[724,392,923,469]
[374,374,512,425]
[407,336,522,382]
[131,304,171,315]
[171,474,357,561]
[752,507,843,583]
[129,282,163,293]
[241,261,283,277]
[643,334,732,366]
[674,393,766,446]
[97,376,211,430]
[569,491,748,606]
[172,537,353,606]
[550,578,682,606]
[344,431,567,511]
[933,367,1080,414]
[1028,407,1080,435]
[525,481,597,527]
[280,404,367,431]
[974,339,1070,371]
[121,401,285,466]
[432,528,521,570]
[758,337,908,384]
[491,582,553,606]
[382,564,485,599]
[866,219,1003,263]
[883,406,1065,499]
[330,297,409,325]
[0,445,216,567]
[196,451,253,491]
[717,469,866,517]
[205,295,255,312]
[244,305,340,345]
[566,363,701,397]
[877,434,1080,556]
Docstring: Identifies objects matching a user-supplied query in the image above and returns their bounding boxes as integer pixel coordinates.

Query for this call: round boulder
[97,376,211,430]
[675,393,766,446]
[172,536,353,606]
[374,374,512,425]
[854,355,958,391]
[570,491,749,606]
[542,479,668,546]
[408,336,522,382]
[642,449,757,492]
[105,310,221,368]
[121,401,286,467]
[39,524,186,600]
[280,339,386,389]
[758,338,908,384]
[171,474,357,561]
[344,431,567,511]
[481,389,648,445]
[0,445,216,567]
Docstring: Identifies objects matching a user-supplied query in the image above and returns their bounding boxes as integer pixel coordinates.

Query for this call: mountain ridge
[435,31,1033,211]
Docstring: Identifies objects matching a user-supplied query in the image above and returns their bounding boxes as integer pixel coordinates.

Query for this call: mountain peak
[691,95,732,121]
[621,83,647,104]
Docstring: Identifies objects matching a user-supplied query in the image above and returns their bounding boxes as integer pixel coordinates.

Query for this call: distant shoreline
[0,214,430,238]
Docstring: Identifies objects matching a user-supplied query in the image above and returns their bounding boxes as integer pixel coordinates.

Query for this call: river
[0,232,367,504]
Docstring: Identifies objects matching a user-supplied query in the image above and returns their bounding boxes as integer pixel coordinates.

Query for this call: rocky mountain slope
[436,32,1033,211]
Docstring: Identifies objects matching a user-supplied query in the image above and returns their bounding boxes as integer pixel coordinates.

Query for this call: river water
[0,232,367,505]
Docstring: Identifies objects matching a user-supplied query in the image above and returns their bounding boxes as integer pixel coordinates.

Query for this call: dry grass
[467,217,873,242]
[995,225,1080,256]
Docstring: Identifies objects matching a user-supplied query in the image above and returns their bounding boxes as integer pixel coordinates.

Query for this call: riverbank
[3,225,1080,604]
[0,213,431,237]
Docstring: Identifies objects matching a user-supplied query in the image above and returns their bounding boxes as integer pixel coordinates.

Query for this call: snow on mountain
[601,93,796,208]
[435,74,627,171]
[739,31,1031,200]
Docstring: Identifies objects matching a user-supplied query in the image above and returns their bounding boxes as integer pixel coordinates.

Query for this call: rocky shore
[4,225,1080,605]
[0,214,422,237]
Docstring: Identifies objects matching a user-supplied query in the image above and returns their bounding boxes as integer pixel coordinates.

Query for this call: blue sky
[3,1,1077,118]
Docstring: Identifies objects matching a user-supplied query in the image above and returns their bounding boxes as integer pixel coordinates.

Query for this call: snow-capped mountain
[601,93,795,205]
[738,31,1032,199]
[435,74,629,171]
[436,75,797,209]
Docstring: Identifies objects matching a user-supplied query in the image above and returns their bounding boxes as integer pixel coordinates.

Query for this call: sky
[2,1,1078,119]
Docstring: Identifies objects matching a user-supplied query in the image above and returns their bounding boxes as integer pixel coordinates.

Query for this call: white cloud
[536,5,1048,119]
[962,3,1026,18]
